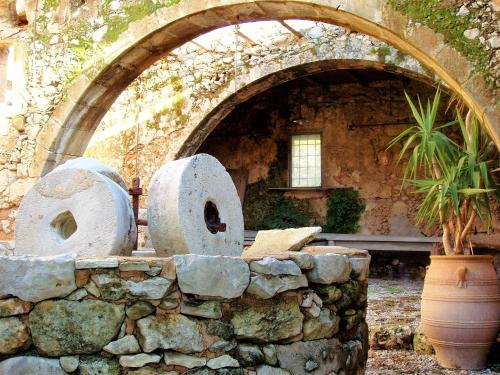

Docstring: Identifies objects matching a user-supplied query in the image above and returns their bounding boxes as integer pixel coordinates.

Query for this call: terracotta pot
[422,255,500,369]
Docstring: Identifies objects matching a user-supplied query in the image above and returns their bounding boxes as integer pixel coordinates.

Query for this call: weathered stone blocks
[0,356,67,375]
[307,253,351,284]
[136,314,206,353]
[231,295,304,342]
[0,250,369,374]
[29,300,125,356]
[175,255,250,299]
[0,253,76,302]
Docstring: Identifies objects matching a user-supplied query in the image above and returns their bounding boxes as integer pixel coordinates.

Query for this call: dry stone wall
[0,248,370,375]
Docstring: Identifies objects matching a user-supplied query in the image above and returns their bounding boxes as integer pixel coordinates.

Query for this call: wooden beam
[278,20,303,39]
[235,30,257,46]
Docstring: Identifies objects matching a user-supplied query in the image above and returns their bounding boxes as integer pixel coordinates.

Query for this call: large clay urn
[422,255,500,369]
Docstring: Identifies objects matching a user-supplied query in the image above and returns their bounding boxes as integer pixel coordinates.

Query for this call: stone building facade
[0,0,498,248]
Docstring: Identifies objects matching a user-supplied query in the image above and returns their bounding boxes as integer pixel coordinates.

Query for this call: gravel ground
[365,278,499,375]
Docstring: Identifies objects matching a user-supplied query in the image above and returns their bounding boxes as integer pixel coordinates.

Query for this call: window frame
[288,132,323,188]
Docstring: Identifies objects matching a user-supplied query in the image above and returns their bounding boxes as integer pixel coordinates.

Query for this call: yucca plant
[389,89,499,255]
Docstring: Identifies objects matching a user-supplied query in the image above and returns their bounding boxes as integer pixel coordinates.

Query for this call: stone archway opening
[33,0,499,180]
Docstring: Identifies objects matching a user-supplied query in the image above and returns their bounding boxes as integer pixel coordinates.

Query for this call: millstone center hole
[204,201,221,234]
[50,211,77,243]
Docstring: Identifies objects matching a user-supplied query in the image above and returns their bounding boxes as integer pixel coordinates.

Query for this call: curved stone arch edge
[175,59,442,159]
[31,0,499,178]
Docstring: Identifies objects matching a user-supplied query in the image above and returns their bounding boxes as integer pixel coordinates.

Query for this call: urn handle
[456,266,468,288]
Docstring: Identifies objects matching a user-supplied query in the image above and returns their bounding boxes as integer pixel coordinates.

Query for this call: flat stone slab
[76,257,119,269]
[302,246,369,257]
[245,227,321,256]
[0,253,76,302]
[247,274,308,299]
[175,255,250,299]
[250,257,301,276]
[164,352,207,368]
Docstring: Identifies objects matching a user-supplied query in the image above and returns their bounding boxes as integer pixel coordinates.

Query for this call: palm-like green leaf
[389,89,499,239]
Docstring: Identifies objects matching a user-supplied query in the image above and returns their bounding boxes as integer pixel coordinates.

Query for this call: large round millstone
[49,157,128,191]
[15,168,136,256]
[147,154,244,256]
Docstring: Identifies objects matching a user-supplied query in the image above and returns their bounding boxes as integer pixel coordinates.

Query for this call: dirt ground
[365,278,499,375]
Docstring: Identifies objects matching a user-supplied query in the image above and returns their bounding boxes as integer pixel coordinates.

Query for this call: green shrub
[325,188,365,233]
[261,195,309,229]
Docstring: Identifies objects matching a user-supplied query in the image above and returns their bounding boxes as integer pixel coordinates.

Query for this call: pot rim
[430,255,493,261]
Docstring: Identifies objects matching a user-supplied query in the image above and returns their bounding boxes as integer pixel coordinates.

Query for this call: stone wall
[0,248,370,374]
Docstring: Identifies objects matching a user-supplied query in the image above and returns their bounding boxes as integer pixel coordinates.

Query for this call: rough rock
[206,355,240,369]
[120,353,162,368]
[413,325,434,355]
[0,298,32,317]
[275,338,348,375]
[306,254,351,284]
[119,260,151,272]
[262,344,277,365]
[0,253,76,302]
[137,314,206,353]
[180,300,222,319]
[246,274,308,299]
[91,273,174,300]
[103,335,141,355]
[288,253,314,270]
[349,256,371,281]
[303,308,340,341]
[249,257,301,275]
[66,288,88,301]
[244,227,321,255]
[127,367,179,375]
[175,255,250,299]
[59,356,79,373]
[79,356,120,375]
[164,352,207,368]
[235,343,264,366]
[126,301,156,320]
[231,295,303,342]
[256,365,290,375]
[369,324,413,350]
[464,28,480,39]
[0,356,66,375]
[0,317,31,354]
[29,300,125,356]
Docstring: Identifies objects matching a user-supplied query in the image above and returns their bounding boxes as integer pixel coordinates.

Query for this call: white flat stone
[119,354,161,368]
[245,227,321,256]
[175,254,249,299]
[207,355,240,369]
[246,274,308,299]
[164,352,207,368]
[148,154,244,257]
[250,257,302,276]
[75,257,119,269]
[119,260,150,272]
[15,168,136,257]
[0,253,76,302]
[104,335,141,355]
[0,356,67,375]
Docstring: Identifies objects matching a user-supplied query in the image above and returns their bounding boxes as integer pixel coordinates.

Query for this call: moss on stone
[389,0,492,86]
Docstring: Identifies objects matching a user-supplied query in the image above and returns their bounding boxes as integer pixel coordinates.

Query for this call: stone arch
[176,60,437,159]
[33,0,499,177]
